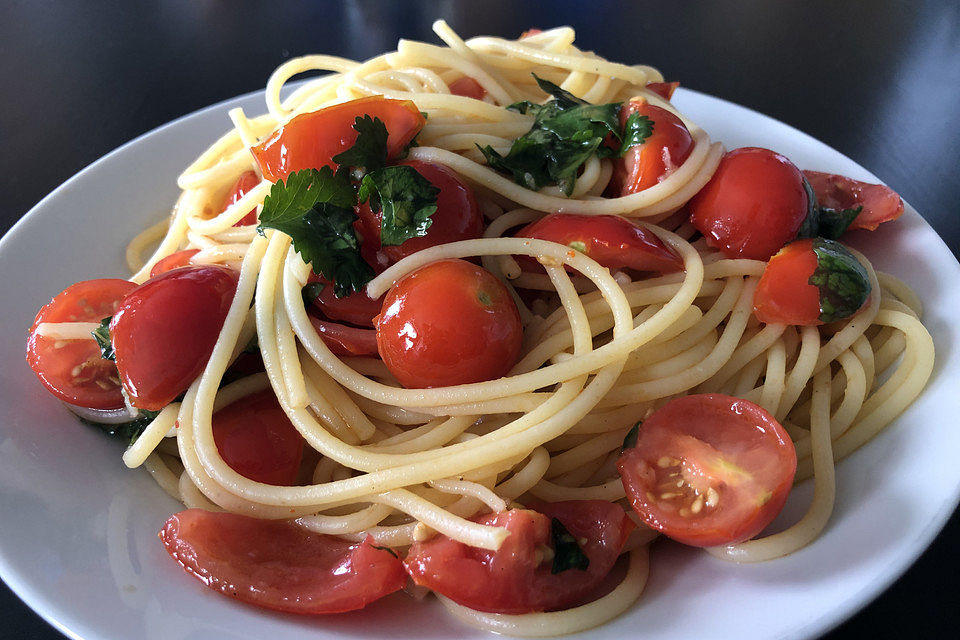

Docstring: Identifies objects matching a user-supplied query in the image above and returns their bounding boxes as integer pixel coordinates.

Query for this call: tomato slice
[609,97,694,196]
[250,97,426,183]
[212,390,305,485]
[221,170,260,227]
[516,213,682,274]
[803,170,904,231]
[26,278,137,409]
[160,509,406,614]
[150,249,200,278]
[646,81,680,101]
[618,394,796,547]
[110,265,238,410]
[449,76,487,100]
[753,239,821,325]
[306,273,384,328]
[404,501,633,614]
[309,316,379,357]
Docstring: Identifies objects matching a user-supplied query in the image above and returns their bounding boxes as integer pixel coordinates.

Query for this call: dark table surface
[2,1,958,638]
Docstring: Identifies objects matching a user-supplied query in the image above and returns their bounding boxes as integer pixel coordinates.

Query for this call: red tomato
[803,170,904,231]
[309,316,379,357]
[753,239,821,325]
[688,147,811,260]
[520,28,543,38]
[646,81,680,101]
[160,509,406,614]
[221,170,260,227]
[375,259,522,388]
[150,249,200,278]
[212,390,304,485]
[404,501,633,614]
[516,213,683,274]
[110,266,238,410]
[26,279,137,409]
[306,273,383,328]
[250,97,426,182]
[449,76,487,100]
[354,160,483,263]
[609,97,694,196]
[618,393,796,547]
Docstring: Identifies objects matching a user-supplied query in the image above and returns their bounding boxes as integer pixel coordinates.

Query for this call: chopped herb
[809,238,872,323]
[92,317,115,361]
[371,544,399,558]
[301,281,325,306]
[550,518,590,574]
[358,165,439,246]
[621,422,640,450]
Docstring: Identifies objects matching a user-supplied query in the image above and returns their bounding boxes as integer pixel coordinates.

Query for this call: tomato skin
[307,273,384,328]
[609,98,694,196]
[404,501,633,614]
[449,76,486,100]
[375,259,522,388]
[110,266,238,411]
[618,393,796,547]
[803,170,904,231]
[309,316,379,357]
[646,81,680,101]
[150,249,200,278]
[354,160,483,263]
[689,147,811,260]
[160,509,406,614]
[516,213,683,274]
[212,390,305,486]
[26,278,137,409]
[753,239,822,325]
[221,170,260,227]
[250,97,426,182]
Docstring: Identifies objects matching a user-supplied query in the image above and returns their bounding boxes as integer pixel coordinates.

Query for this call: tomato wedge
[111,265,238,410]
[618,394,796,547]
[646,81,680,101]
[449,76,487,100]
[26,278,137,409]
[250,97,426,182]
[309,316,379,357]
[150,249,200,278]
[516,213,683,274]
[160,509,406,614]
[306,274,384,328]
[803,170,904,231]
[404,501,633,613]
[212,390,305,486]
[221,170,260,226]
[609,97,694,196]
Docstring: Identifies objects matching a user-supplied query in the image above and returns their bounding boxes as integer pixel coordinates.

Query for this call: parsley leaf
[619,112,655,157]
[358,165,440,246]
[331,115,389,173]
[257,168,374,297]
[550,518,590,574]
[92,317,115,361]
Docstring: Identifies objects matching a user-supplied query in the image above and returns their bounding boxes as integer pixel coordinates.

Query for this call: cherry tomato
[221,170,260,227]
[309,316,379,357]
[404,501,633,614]
[803,170,904,231]
[250,97,426,182]
[449,76,487,100]
[646,81,680,101]
[618,393,796,547]
[110,265,238,410]
[306,273,383,328]
[160,509,406,614]
[149,249,200,278]
[375,259,522,388]
[212,390,305,485]
[354,160,483,263]
[516,213,683,274]
[26,279,137,409]
[609,97,694,196]
[753,239,821,325]
[688,147,812,260]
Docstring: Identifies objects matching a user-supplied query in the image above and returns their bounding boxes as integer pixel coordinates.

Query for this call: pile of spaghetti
[30,21,934,636]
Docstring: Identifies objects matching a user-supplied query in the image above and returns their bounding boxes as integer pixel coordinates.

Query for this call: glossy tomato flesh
[309,316,379,357]
[160,509,406,614]
[150,249,200,278]
[646,81,680,101]
[449,76,487,100]
[250,96,425,182]
[609,97,694,196]
[803,170,904,231]
[26,278,137,409]
[689,147,810,260]
[404,501,633,613]
[221,170,260,226]
[110,265,238,410]
[618,393,796,547]
[753,239,821,325]
[375,259,522,388]
[212,390,305,485]
[307,273,384,328]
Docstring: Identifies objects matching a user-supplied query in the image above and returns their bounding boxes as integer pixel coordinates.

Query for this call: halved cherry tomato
[753,239,820,325]
[646,81,680,101]
[404,501,633,614]
[26,279,137,409]
[608,97,694,196]
[110,265,238,410]
[375,259,522,388]
[516,213,683,274]
[250,97,426,182]
[160,509,406,614]
[689,147,812,260]
[618,393,796,547]
[221,170,260,227]
[803,170,904,231]
[309,316,379,357]
[149,249,200,278]
[306,274,384,328]
[354,160,483,263]
[449,76,487,100]
[212,390,305,485]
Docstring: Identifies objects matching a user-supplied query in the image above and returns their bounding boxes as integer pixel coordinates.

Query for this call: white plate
[1,87,958,640]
